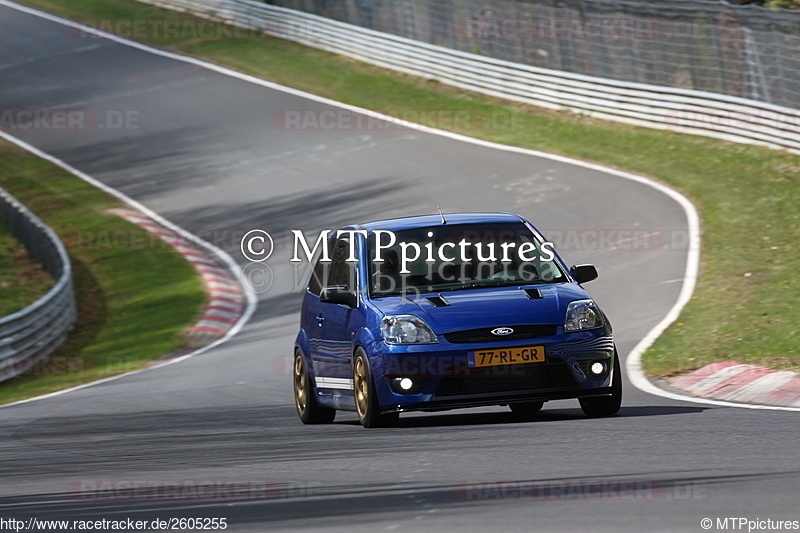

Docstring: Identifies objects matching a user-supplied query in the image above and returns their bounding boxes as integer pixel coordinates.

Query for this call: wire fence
[136,0,800,151]
[265,0,800,110]
[0,187,75,383]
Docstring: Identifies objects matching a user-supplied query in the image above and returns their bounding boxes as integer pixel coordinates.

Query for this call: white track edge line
[2,0,797,412]
[0,134,257,409]
[0,128,257,408]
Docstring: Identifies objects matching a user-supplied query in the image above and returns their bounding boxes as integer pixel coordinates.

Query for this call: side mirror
[570,264,598,284]
[320,285,358,308]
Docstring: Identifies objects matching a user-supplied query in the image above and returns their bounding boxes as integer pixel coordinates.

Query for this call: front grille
[444,324,558,344]
[434,360,578,397]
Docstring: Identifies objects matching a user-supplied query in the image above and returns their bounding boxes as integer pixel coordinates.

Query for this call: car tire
[294,350,336,424]
[509,401,545,416]
[579,349,623,418]
[353,348,399,428]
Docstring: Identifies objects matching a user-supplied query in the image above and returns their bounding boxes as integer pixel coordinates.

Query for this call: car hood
[369,284,591,333]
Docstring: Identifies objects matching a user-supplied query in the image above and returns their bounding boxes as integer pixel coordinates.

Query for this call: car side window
[307,238,337,296]
[307,255,326,296]
[329,238,356,290]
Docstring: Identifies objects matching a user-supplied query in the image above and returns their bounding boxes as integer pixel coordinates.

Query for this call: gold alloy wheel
[294,354,307,415]
[354,355,369,420]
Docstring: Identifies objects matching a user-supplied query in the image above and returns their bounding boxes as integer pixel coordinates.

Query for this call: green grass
[14,0,800,377]
[0,220,55,316]
[0,141,205,404]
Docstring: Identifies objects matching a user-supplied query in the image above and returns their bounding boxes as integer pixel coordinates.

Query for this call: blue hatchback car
[293,213,621,427]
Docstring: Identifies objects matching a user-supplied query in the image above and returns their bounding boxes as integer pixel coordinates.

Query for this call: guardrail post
[0,187,76,384]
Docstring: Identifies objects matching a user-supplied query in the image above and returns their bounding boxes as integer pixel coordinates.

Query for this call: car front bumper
[365,326,616,412]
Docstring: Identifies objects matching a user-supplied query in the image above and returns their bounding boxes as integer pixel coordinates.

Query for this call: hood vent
[426,295,451,307]
[524,288,542,299]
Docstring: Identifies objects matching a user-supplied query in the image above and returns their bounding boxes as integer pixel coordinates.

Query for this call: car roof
[347,212,526,232]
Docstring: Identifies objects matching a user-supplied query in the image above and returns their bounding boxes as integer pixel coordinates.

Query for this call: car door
[317,237,358,386]
[302,246,329,370]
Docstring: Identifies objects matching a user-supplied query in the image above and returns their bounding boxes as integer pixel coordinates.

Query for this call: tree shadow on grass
[0,254,107,402]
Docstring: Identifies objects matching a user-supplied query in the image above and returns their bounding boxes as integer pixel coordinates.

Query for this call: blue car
[293,213,621,427]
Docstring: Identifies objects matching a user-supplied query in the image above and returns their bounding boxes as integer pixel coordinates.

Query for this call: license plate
[468,346,545,368]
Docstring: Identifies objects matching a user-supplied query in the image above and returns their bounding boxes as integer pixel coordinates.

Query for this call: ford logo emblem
[491,327,514,336]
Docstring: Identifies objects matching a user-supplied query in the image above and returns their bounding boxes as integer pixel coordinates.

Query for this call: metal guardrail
[134,0,800,154]
[267,0,800,111]
[0,187,75,383]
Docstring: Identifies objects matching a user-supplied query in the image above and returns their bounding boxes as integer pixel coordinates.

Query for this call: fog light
[389,376,428,394]
[590,361,605,375]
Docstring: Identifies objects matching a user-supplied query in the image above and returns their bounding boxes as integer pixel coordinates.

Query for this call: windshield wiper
[372,288,437,298]
[373,278,564,297]
[465,280,533,288]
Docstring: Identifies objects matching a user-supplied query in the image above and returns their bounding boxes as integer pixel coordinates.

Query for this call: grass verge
[0,140,205,404]
[0,218,55,317]
[13,0,800,377]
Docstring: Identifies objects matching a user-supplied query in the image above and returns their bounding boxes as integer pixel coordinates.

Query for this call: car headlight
[381,315,439,345]
[565,299,603,332]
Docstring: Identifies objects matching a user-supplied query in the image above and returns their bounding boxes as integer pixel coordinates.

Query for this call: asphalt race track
[1,4,798,532]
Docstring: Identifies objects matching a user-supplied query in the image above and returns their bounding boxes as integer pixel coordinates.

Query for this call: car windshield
[367,222,566,297]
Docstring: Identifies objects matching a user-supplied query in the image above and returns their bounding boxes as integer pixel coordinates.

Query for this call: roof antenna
[437,206,447,225]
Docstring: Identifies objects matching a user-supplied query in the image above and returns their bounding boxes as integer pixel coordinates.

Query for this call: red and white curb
[668,361,800,408]
[110,208,244,343]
